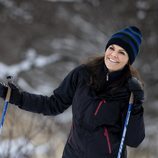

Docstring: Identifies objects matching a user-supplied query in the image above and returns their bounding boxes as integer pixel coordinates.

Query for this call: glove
[0,81,8,99]
[0,80,22,105]
[0,76,17,99]
[8,82,22,105]
[128,77,144,113]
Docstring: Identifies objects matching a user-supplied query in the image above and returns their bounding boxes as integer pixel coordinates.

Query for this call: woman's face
[104,44,129,72]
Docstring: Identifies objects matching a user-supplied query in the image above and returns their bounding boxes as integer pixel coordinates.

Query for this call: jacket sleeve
[9,66,82,115]
[125,107,145,147]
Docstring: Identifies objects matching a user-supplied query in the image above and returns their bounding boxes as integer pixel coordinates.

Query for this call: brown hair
[84,55,142,93]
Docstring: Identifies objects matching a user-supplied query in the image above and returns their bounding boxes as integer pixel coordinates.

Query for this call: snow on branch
[0,49,62,79]
[46,0,82,2]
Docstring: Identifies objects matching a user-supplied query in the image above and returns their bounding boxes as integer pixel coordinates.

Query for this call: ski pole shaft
[0,76,12,134]
[117,93,134,158]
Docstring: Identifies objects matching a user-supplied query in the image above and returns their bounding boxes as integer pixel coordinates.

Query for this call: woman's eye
[119,51,126,55]
[109,46,114,50]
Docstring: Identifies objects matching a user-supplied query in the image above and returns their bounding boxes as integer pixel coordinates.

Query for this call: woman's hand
[0,82,8,99]
[128,77,144,113]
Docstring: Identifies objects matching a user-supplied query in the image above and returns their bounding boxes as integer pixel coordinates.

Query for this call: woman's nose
[111,51,118,58]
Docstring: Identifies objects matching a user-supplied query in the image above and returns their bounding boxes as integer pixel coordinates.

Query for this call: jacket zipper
[106,72,109,81]
[94,99,106,116]
[104,128,112,154]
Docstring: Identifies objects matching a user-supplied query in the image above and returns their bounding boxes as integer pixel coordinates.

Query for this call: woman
[0,26,145,158]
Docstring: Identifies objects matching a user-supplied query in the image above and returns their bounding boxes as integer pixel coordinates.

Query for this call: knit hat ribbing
[105,26,142,64]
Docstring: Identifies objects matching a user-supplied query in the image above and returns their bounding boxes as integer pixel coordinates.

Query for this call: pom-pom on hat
[105,26,142,64]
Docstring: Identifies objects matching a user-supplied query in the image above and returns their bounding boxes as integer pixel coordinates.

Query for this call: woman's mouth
[108,58,119,63]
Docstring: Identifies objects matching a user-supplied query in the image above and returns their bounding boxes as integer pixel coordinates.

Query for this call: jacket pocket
[93,99,121,126]
[104,127,112,154]
[86,128,113,158]
[94,99,106,116]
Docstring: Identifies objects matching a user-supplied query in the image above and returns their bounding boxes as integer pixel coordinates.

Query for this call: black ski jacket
[9,64,145,158]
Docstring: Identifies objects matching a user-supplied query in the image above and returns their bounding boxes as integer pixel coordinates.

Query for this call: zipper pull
[106,73,109,81]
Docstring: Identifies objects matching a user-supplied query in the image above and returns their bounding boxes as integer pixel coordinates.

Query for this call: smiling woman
[104,44,129,72]
[105,26,142,65]
[0,26,145,158]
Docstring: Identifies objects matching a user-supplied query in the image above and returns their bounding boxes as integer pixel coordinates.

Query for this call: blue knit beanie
[105,26,142,64]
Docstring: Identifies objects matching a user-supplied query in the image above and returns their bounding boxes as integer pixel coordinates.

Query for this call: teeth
[109,58,118,63]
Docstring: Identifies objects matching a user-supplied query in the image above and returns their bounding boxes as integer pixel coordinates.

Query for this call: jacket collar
[104,65,128,82]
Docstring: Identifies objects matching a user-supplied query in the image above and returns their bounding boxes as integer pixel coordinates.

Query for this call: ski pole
[117,93,134,158]
[0,76,12,134]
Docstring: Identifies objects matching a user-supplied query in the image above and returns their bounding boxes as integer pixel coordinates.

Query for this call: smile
[108,58,119,63]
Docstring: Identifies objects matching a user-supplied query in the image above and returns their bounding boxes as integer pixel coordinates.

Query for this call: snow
[0,0,13,8]
[137,10,146,20]
[0,0,33,22]
[136,1,150,20]
[55,108,72,124]
[17,77,54,95]
[0,48,62,79]
[0,137,34,158]
[46,0,100,6]
[136,1,150,10]
[0,48,62,96]
[0,137,50,158]
[46,0,82,2]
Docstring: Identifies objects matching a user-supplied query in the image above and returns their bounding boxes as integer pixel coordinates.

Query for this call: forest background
[0,0,158,158]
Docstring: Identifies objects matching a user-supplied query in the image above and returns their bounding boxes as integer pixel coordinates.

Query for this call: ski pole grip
[129,93,134,104]
[5,76,13,102]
